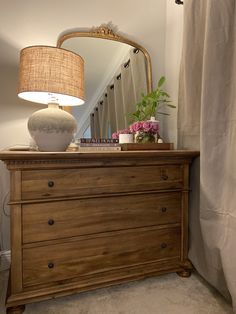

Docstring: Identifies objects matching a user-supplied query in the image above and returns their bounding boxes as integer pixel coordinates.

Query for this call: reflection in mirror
[58,26,152,139]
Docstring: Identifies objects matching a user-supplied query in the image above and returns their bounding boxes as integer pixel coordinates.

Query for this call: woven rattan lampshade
[18,45,84,106]
[17,45,85,151]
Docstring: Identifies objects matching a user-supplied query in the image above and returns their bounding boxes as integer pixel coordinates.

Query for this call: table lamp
[18,45,85,151]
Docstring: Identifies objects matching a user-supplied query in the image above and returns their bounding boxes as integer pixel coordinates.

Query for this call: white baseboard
[0,250,11,271]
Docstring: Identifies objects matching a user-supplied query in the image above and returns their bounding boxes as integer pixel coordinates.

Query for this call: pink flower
[129,120,160,134]
[120,128,132,134]
[112,132,119,139]
[112,129,132,139]
[143,121,152,132]
[150,121,159,132]
[129,121,143,132]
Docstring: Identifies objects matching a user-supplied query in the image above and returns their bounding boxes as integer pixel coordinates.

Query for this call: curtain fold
[114,76,126,130]
[101,92,109,138]
[107,86,117,134]
[130,49,148,102]
[93,107,100,139]
[178,0,236,309]
[89,113,95,138]
[121,62,136,128]
[98,100,103,137]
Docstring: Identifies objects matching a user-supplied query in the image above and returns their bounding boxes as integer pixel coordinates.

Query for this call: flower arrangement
[129,119,160,143]
[129,120,159,133]
[112,76,174,144]
[112,119,160,143]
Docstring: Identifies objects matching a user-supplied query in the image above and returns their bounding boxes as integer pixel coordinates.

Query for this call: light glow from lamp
[18,91,84,106]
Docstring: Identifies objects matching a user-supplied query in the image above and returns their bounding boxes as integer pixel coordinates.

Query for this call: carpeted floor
[0,270,233,314]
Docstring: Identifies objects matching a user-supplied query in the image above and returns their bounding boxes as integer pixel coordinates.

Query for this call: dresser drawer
[21,165,183,200]
[22,192,181,243]
[22,226,181,287]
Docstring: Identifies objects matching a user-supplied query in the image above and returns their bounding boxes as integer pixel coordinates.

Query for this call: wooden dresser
[0,150,199,314]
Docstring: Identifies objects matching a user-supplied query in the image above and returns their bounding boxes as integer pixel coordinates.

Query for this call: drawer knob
[48,262,54,269]
[161,174,168,180]
[161,207,167,212]
[48,181,54,187]
[48,219,54,226]
[161,243,167,249]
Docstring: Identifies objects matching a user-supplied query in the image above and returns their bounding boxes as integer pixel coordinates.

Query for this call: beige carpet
[0,270,233,314]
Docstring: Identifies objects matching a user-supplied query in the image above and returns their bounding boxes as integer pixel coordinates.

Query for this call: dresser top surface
[0,150,199,161]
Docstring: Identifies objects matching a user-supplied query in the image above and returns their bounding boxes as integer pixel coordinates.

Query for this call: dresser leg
[7,305,25,314]
[177,259,192,278]
[177,269,192,278]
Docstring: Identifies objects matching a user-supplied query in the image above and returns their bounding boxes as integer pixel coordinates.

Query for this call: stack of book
[77,138,121,152]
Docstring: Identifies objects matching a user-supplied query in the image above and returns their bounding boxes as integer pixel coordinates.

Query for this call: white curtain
[89,49,147,138]
[130,49,148,106]
[121,61,136,127]
[107,85,117,134]
[89,113,95,138]
[93,106,100,139]
[100,92,109,138]
[114,75,126,130]
[98,100,103,136]
[178,0,236,309]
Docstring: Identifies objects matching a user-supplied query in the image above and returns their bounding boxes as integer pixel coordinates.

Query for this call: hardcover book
[79,138,119,144]
[78,146,121,152]
[79,142,120,147]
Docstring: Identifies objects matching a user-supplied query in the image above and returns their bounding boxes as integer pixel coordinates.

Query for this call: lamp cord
[0,191,10,251]
[3,191,10,217]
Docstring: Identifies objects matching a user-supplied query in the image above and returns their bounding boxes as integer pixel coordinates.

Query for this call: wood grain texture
[21,165,182,200]
[10,171,21,201]
[10,205,22,293]
[22,226,181,287]
[22,192,181,243]
[0,149,199,312]
[0,150,200,161]
[7,258,182,307]
[0,150,199,171]
[120,143,174,150]
[10,171,23,293]
[6,305,25,314]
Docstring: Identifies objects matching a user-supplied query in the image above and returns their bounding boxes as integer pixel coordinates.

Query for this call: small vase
[135,131,155,143]
[119,133,134,144]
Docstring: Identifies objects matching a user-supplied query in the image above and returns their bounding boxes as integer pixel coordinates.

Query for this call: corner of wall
[162,0,184,147]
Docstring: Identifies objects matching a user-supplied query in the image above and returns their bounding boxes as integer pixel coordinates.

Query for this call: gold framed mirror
[57,25,153,138]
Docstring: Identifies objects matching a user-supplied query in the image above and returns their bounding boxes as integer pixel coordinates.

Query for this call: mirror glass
[58,27,152,138]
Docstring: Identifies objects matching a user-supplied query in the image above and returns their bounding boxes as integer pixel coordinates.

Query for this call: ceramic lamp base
[28,104,77,152]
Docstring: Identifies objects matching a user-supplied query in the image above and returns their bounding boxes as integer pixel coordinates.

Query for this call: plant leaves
[128,75,175,121]
[158,76,165,88]
[161,91,170,98]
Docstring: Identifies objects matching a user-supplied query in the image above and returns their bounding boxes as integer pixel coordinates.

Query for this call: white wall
[162,1,184,147]
[0,66,42,249]
[0,0,184,250]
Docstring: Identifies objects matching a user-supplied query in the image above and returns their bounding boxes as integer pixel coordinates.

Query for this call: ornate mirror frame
[57,25,153,94]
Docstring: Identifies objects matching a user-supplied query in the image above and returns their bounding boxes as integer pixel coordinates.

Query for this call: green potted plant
[127,76,176,143]
[128,76,176,123]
